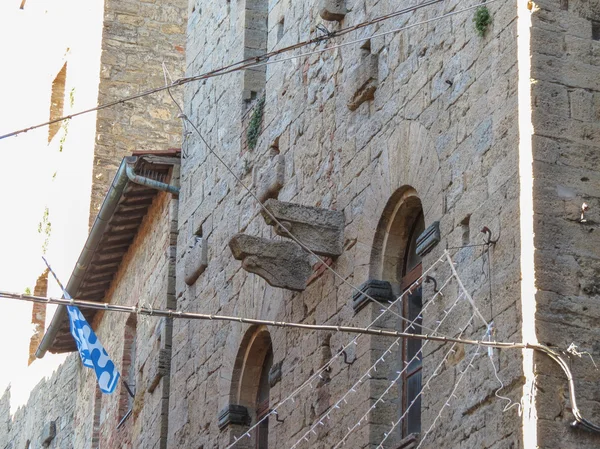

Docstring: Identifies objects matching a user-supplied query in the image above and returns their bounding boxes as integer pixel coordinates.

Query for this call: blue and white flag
[66,305,120,394]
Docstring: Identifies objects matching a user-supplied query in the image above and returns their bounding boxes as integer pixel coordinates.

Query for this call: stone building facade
[90,0,187,225]
[3,0,600,448]
[173,0,600,448]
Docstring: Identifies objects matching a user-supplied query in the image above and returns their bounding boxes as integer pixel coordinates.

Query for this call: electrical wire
[0,0,500,140]
[181,113,440,332]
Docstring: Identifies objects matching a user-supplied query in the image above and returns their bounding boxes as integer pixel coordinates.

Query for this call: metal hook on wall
[424,275,439,294]
[340,347,356,365]
[480,226,498,245]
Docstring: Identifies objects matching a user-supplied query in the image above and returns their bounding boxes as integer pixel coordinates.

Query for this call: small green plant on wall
[247,96,265,151]
[474,6,492,37]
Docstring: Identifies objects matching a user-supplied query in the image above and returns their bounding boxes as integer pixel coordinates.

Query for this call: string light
[0,0,501,141]
[334,298,472,449]
[289,282,460,449]
[223,257,449,449]
[376,315,477,449]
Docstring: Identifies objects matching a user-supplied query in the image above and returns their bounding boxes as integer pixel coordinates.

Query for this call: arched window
[119,314,137,421]
[92,387,102,448]
[230,326,273,448]
[370,187,424,440]
[401,212,424,437]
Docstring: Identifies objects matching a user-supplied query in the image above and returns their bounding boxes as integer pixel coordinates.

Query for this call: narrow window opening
[276,17,284,42]
[91,387,102,448]
[119,315,137,421]
[401,213,424,438]
[243,0,268,101]
[461,215,471,246]
[256,345,272,449]
[48,63,67,142]
[592,20,600,41]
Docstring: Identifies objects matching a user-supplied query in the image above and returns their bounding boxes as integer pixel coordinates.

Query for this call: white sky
[0,0,103,412]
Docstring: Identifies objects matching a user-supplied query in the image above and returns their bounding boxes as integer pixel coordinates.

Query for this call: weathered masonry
[174,0,600,447]
[4,0,600,448]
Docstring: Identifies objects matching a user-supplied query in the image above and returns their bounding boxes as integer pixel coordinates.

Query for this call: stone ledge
[218,404,250,430]
[352,279,393,312]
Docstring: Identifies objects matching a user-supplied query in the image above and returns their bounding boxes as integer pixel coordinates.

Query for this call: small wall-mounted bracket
[256,154,285,203]
[184,236,208,285]
[347,54,378,111]
[319,0,347,21]
[268,361,283,387]
[480,226,498,245]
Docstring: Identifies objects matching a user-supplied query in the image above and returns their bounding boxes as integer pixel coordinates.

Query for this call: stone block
[352,279,393,312]
[319,0,347,21]
[184,236,208,285]
[261,199,345,257]
[147,348,171,394]
[41,421,56,446]
[218,404,250,430]
[347,55,378,111]
[229,234,312,291]
[256,154,285,202]
[415,221,440,257]
[268,360,282,387]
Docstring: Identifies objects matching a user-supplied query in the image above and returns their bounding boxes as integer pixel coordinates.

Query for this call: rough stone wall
[72,189,178,449]
[531,0,600,447]
[28,269,49,365]
[173,0,526,448]
[90,0,187,226]
[0,354,79,449]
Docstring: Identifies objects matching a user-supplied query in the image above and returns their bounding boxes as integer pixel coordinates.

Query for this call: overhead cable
[0,0,498,140]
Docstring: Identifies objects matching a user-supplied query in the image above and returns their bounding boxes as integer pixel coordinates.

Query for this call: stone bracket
[41,421,56,447]
[319,0,347,21]
[415,221,440,257]
[397,433,420,448]
[147,348,171,393]
[256,154,285,203]
[218,404,251,430]
[347,54,378,111]
[268,360,283,387]
[229,234,312,291]
[261,199,345,257]
[184,236,208,285]
[352,279,393,313]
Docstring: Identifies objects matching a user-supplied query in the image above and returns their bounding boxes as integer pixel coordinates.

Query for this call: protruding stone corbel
[229,234,311,291]
[256,154,285,203]
[184,236,208,285]
[352,279,393,313]
[319,0,347,21]
[218,404,250,430]
[261,199,345,257]
[347,54,378,111]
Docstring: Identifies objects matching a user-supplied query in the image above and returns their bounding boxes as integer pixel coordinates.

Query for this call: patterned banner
[66,305,120,394]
